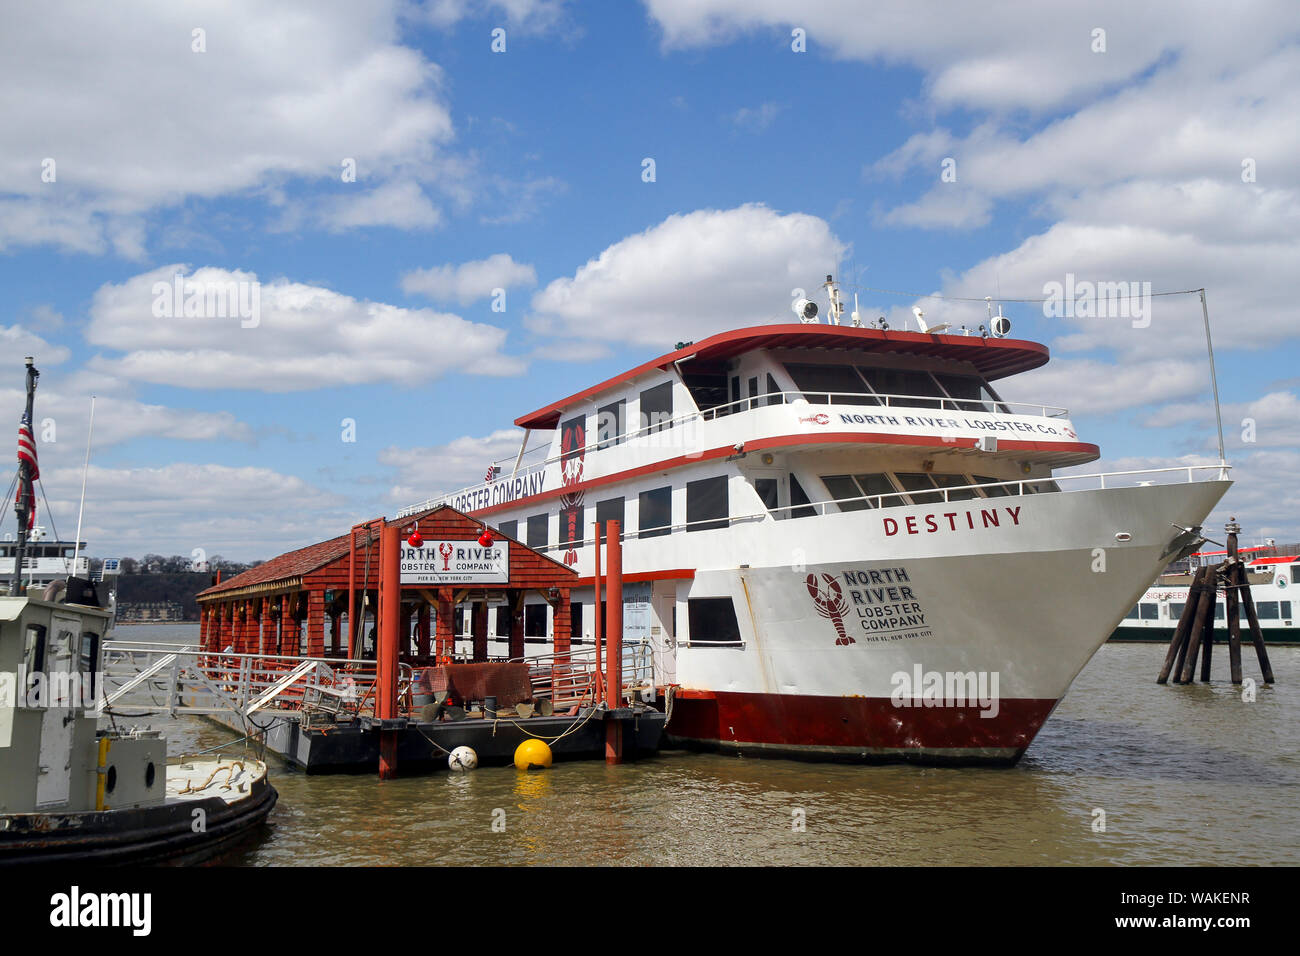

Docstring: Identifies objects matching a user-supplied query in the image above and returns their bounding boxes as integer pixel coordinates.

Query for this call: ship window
[1125,605,1141,619]
[755,478,779,512]
[932,374,1010,414]
[858,368,944,409]
[596,496,625,542]
[747,376,759,410]
[639,382,673,434]
[789,473,816,518]
[638,486,672,538]
[23,623,47,686]
[1214,602,1225,620]
[569,602,584,644]
[526,513,549,550]
[929,473,980,502]
[524,604,548,638]
[1139,603,1160,620]
[1170,603,1185,620]
[81,631,100,681]
[687,597,743,646]
[1283,601,1292,619]
[495,607,512,638]
[822,475,870,511]
[973,476,1011,497]
[597,399,625,449]
[498,519,517,541]
[764,373,781,408]
[784,363,876,405]
[682,369,730,416]
[686,476,729,531]
[896,473,944,505]
[1256,601,1280,620]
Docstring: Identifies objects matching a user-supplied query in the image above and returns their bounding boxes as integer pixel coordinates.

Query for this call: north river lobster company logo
[807,573,855,645]
[559,418,586,566]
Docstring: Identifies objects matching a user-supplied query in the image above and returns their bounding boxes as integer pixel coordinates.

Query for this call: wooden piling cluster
[1157,519,1275,685]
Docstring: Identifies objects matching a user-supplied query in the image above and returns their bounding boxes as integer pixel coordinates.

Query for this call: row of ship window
[497,470,1044,549]
[452,596,744,646]
[569,365,1014,450]
[1125,600,1292,621]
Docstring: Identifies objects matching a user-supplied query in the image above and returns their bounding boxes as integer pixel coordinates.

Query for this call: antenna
[823,275,843,326]
[72,396,96,576]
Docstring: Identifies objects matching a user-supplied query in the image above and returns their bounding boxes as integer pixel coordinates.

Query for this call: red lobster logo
[800,413,830,425]
[807,573,855,645]
[438,542,454,571]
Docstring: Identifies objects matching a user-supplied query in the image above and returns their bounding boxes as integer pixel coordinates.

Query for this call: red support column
[604,519,623,764]
[435,588,454,660]
[259,597,270,658]
[508,591,525,660]
[306,590,325,657]
[377,524,401,779]
[280,596,294,656]
[347,526,357,659]
[593,529,603,703]
[199,605,209,650]
[417,602,431,659]
[471,601,488,662]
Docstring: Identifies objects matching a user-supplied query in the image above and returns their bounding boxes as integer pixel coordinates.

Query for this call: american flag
[16,411,38,531]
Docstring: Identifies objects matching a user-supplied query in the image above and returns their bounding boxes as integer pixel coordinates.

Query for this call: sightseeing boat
[1112,552,1298,645]
[398,280,1231,764]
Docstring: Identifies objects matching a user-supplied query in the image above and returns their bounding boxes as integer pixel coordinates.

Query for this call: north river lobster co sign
[401,540,510,584]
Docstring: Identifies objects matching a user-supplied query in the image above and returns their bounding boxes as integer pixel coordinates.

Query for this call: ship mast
[9,356,40,596]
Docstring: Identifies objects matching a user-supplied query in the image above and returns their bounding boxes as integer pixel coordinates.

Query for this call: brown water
[117,624,1299,866]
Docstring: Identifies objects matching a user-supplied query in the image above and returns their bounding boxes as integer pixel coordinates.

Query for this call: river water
[113,624,1299,866]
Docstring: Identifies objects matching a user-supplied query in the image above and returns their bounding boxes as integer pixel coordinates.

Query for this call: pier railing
[97,641,402,722]
[512,641,655,708]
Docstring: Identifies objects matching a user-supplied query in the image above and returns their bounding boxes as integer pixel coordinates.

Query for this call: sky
[1,0,1298,561]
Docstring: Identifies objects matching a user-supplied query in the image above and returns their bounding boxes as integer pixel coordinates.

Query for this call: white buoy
[448,746,478,772]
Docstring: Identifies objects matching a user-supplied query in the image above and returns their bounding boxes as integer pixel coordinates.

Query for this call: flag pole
[72,396,96,578]
[10,356,40,596]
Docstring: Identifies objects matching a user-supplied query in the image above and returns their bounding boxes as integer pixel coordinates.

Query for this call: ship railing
[96,641,406,722]
[508,640,654,708]
[396,390,1073,519]
[523,464,1232,548]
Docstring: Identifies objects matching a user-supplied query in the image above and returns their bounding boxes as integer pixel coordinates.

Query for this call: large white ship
[399,280,1230,764]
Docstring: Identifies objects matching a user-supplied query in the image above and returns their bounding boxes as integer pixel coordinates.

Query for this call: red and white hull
[659,479,1229,763]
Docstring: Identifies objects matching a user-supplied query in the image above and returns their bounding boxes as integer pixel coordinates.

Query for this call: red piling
[593,520,603,703]
[378,522,401,779]
[604,519,623,764]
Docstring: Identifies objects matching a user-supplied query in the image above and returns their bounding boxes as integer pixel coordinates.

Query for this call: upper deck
[400,322,1094,521]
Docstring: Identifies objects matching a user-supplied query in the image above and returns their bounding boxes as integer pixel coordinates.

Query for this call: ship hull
[658,479,1231,764]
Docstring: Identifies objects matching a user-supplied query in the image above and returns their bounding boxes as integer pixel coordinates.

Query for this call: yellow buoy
[514,738,552,771]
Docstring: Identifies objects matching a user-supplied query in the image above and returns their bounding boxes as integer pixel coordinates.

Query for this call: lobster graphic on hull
[807,573,855,645]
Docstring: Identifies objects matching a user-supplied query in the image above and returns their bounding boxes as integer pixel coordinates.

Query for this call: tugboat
[1,357,276,864]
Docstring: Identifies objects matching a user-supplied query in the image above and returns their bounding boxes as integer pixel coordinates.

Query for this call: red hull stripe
[666,690,1057,752]
[468,432,1100,519]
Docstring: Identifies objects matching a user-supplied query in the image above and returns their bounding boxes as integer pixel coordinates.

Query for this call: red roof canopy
[516,323,1050,430]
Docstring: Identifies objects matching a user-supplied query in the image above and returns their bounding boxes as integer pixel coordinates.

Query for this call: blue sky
[2,0,1299,559]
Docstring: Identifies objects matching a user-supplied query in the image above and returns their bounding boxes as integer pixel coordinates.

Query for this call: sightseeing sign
[400,539,509,584]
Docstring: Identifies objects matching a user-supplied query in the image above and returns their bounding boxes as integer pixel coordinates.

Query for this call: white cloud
[26,462,349,561]
[318,181,442,233]
[401,253,537,304]
[527,203,847,345]
[1,326,71,365]
[419,0,570,33]
[83,265,526,391]
[729,102,784,131]
[1001,357,1206,418]
[379,428,533,503]
[0,1,454,254]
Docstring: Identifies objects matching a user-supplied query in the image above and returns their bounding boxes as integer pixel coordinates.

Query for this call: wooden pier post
[378,523,401,779]
[1233,561,1275,684]
[1159,566,1206,683]
[1177,566,1217,684]
[604,519,623,764]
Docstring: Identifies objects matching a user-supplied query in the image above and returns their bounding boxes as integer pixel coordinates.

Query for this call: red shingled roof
[198,532,352,597]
